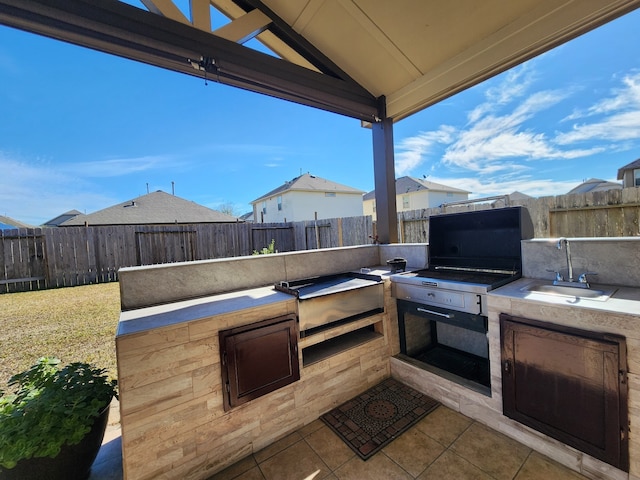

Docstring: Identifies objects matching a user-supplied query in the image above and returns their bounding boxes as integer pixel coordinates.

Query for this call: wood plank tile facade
[116,283,397,479]
[392,291,640,480]
[116,240,640,480]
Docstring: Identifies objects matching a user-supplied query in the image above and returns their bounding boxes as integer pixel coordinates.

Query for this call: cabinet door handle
[503,360,512,374]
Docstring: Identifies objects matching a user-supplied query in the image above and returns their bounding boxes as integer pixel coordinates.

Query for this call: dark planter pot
[0,401,111,480]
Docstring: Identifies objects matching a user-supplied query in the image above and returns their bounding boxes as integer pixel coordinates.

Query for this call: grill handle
[417,307,452,319]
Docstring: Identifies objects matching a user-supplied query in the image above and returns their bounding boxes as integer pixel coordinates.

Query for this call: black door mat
[321,378,439,460]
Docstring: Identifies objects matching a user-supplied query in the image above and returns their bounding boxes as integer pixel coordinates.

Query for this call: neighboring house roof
[617,158,640,180]
[251,173,364,204]
[363,176,470,201]
[238,212,254,222]
[60,191,238,226]
[505,191,533,201]
[567,178,622,194]
[0,215,34,229]
[489,191,533,206]
[43,209,83,227]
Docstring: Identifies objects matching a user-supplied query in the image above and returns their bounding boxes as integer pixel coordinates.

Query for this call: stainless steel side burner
[275,272,384,334]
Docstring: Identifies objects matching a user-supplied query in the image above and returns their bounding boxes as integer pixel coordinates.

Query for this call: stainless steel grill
[391,207,533,393]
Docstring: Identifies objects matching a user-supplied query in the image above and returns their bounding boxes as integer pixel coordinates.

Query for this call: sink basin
[523,283,616,301]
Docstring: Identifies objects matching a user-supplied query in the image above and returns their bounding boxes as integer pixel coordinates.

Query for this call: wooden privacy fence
[4,186,639,293]
[397,186,640,243]
[1,216,373,293]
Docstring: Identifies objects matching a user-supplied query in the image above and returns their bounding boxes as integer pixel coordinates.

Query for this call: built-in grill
[391,207,533,394]
[275,272,384,336]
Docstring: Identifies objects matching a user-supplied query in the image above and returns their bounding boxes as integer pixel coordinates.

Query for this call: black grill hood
[428,207,534,273]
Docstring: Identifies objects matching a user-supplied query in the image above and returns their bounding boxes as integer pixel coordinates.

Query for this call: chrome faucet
[556,237,573,283]
[552,238,596,288]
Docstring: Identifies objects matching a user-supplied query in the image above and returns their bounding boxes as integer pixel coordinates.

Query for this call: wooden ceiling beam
[0,0,380,121]
[212,8,270,44]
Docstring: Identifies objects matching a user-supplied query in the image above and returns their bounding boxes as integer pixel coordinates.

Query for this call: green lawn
[0,282,121,387]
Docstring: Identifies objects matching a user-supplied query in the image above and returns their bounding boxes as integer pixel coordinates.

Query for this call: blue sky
[1,6,639,225]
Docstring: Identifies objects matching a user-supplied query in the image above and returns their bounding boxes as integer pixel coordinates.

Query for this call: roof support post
[372,97,397,244]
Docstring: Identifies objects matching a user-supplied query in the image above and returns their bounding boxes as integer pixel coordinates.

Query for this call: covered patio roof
[1,0,639,241]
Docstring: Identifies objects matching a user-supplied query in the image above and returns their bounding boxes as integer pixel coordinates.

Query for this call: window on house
[372,200,376,213]
[262,201,267,215]
[634,169,640,187]
[325,192,336,197]
[447,192,453,197]
[277,196,282,211]
[402,195,410,209]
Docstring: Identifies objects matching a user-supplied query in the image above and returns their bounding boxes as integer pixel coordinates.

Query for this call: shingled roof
[363,176,469,201]
[568,178,622,194]
[0,215,34,229]
[251,173,364,204]
[60,191,237,226]
[617,158,640,180]
[43,209,83,227]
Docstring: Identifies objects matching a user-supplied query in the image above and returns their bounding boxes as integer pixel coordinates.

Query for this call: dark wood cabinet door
[220,314,299,411]
[500,313,628,471]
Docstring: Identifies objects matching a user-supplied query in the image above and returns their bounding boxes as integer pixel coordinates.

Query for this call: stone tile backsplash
[522,237,640,287]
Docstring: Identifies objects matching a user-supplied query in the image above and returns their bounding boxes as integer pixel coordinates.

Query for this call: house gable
[617,158,640,187]
[252,173,364,222]
[363,176,469,218]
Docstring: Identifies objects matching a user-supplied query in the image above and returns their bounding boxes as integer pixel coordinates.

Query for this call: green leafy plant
[0,357,118,469]
[252,239,276,255]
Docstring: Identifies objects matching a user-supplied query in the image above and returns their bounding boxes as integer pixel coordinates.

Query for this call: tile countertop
[117,286,294,337]
[116,265,402,338]
[490,277,640,316]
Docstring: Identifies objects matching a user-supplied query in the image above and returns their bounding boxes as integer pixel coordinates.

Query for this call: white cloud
[0,154,117,225]
[555,72,640,145]
[0,144,239,224]
[395,127,455,175]
[565,72,640,121]
[0,150,190,224]
[556,111,640,144]
[393,63,638,192]
[467,65,535,123]
[428,175,579,199]
[0,155,72,193]
[442,89,578,170]
[68,155,180,177]
[395,61,586,181]
[263,156,285,168]
[487,67,535,104]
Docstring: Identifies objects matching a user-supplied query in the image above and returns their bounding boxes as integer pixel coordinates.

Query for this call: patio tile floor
[208,405,589,480]
[89,396,589,480]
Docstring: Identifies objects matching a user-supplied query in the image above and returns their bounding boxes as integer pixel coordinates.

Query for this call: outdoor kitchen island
[114,244,424,480]
[392,237,640,480]
[115,238,640,480]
